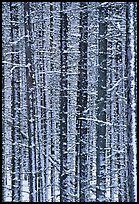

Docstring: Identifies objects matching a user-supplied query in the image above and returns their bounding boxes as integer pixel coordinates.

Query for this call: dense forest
[2,2,137,202]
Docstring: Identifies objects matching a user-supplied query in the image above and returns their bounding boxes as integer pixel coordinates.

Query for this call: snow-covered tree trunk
[66,2,79,202]
[96,3,107,202]
[41,3,52,201]
[32,3,46,201]
[24,2,37,201]
[110,30,116,202]
[115,16,126,201]
[76,2,88,202]
[49,2,61,201]
[49,3,57,201]
[117,6,128,201]
[18,2,28,200]
[126,2,137,202]
[2,2,12,201]
[122,30,129,200]
[10,2,21,201]
[87,3,99,201]
[2,2,12,202]
[59,2,68,202]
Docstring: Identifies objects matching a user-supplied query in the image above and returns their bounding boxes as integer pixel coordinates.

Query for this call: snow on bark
[10,2,21,201]
[2,2,12,202]
[59,2,68,202]
[96,3,107,202]
[127,2,137,202]
[24,2,37,201]
[2,2,137,202]
[42,3,51,202]
[66,2,79,202]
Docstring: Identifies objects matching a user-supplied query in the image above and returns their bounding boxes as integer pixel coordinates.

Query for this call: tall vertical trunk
[2,2,12,201]
[41,3,51,201]
[96,4,107,202]
[2,4,6,200]
[10,2,21,202]
[116,36,125,202]
[76,2,88,202]
[33,4,46,201]
[49,3,56,201]
[59,2,68,202]
[126,2,137,202]
[24,2,37,201]
[2,50,6,202]
[115,19,123,204]
[118,7,128,201]
[66,2,80,202]
[110,33,116,201]
[87,2,98,201]
[49,2,61,201]
[79,3,88,202]
[19,2,28,200]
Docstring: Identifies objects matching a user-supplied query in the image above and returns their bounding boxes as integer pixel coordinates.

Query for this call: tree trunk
[59,2,68,202]
[10,2,21,202]
[24,2,37,201]
[2,2,12,201]
[126,2,137,202]
[76,2,88,202]
[96,4,107,202]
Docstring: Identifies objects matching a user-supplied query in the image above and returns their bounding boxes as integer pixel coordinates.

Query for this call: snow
[2,1,137,202]
[128,3,137,202]
[107,79,121,92]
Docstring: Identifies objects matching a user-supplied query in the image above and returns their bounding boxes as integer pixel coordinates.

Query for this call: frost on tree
[96,3,107,202]
[59,2,68,202]
[2,2,137,202]
[24,2,37,202]
[76,2,88,202]
[10,2,21,202]
[126,2,137,202]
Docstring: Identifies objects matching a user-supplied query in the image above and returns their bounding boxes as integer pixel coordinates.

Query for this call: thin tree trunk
[10,2,21,202]
[2,2,12,201]
[49,3,56,201]
[96,4,107,202]
[76,2,88,202]
[59,2,68,202]
[126,2,137,202]
[24,2,37,201]
[110,33,116,201]
[66,2,79,202]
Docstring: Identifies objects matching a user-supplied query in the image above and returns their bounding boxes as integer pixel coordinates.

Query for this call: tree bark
[76,2,88,202]
[59,2,68,202]
[24,2,37,201]
[96,4,107,202]
[126,2,137,202]
[10,2,21,202]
